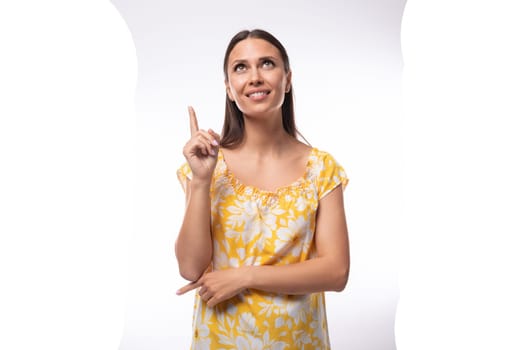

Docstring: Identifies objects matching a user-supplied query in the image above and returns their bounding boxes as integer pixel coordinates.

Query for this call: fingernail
[212,139,219,146]
[210,149,216,156]
[176,290,181,295]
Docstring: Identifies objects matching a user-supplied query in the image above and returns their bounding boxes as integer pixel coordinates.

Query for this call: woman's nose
[249,68,263,85]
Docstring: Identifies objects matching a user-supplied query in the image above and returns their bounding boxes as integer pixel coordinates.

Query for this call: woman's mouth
[247,90,270,100]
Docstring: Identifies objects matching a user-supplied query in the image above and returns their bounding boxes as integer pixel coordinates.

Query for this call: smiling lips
[247,90,270,101]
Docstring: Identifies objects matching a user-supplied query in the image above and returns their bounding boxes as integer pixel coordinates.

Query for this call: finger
[188,106,199,136]
[207,129,220,146]
[207,296,219,308]
[191,132,215,157]
[176,280,201,295]
[200,290,211,302]
[195,135,214,156]
[187,135,211,157]
[196,130,218,148]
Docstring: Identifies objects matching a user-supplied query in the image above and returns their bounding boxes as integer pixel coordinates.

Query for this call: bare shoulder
[219,146,235,159]
[289,140,312,162]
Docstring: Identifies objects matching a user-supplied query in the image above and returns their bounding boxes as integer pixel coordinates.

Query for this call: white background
[1,1,136,349]
[1,1,524,349]
[398,1,525,349]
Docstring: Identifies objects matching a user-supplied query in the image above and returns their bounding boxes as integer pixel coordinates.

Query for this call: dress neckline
[218,147,316,197]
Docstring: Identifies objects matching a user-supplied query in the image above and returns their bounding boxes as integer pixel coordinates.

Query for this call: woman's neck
[237,114,295,157]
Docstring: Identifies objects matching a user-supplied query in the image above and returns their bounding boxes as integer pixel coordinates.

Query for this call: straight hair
[220,29,303,148]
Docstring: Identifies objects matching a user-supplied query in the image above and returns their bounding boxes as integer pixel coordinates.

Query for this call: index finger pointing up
[188,106,199,136]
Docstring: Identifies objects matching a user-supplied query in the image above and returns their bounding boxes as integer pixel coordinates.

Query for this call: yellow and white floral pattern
[177,147,348,350]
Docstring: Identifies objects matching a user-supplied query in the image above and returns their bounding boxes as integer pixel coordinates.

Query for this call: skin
[175,38,350,307]
[175,106,220,281]
[225,38,291,121]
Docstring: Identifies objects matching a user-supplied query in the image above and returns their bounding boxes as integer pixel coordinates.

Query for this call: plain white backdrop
[1,1,136,349]
[398,1,525,349]
[111,1,403,349]
[2,1,524,349]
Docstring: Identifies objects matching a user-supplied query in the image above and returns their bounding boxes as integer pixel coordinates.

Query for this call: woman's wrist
[240,265,255,290]
[190,177,212,190]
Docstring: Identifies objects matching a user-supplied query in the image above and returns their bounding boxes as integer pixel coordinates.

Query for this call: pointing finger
[176,280,201,295]
[188,106,199,136]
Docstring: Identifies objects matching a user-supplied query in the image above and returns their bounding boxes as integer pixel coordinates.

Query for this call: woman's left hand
[176,267,250,307]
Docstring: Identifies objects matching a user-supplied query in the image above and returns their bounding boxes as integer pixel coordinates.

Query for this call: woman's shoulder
[307,147,348,196]
[307,145,338,163]
[307,146,347,180]
[289,140,313,162]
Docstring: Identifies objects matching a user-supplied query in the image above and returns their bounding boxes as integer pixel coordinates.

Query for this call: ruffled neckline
[217,147,317,199]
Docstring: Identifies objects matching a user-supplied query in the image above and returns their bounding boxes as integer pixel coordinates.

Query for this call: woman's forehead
[228,38,282,63]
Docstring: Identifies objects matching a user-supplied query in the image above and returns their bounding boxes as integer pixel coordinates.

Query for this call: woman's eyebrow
[258,56,278,61]
[230,59,247,65]
[230,56,279,66]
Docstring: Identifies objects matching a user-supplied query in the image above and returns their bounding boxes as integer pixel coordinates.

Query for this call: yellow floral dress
[177,147,348,350]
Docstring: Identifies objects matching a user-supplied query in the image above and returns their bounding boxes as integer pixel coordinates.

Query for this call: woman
[175,29,349,349]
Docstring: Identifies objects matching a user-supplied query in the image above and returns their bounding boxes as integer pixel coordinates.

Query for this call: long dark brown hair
[220,29,299,149]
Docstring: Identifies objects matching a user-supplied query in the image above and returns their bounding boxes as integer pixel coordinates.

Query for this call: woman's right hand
[182,106,220,182]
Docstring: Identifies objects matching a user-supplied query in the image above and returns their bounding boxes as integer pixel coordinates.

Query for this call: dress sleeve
[176,162,192,194]
[317,152,349,199]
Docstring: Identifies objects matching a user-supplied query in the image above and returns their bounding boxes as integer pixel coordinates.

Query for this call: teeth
[249,91,266,97]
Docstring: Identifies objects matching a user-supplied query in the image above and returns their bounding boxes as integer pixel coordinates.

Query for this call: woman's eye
[234,64,246,72]
[262,60,275,68]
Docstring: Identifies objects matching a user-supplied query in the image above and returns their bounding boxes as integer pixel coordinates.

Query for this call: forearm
[244,256,349,295]
[175,180,213,281]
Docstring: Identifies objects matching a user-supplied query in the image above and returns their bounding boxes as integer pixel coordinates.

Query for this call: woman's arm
[246,184,349,294]
[177,185,349,306]
[175,107,219,282]
[175,178,213,281]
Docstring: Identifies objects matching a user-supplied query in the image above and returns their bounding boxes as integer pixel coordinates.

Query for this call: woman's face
[225,38,291,119]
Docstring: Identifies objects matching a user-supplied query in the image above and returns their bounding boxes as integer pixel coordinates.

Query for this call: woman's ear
[285,71,292,93]
[225,80,234,101]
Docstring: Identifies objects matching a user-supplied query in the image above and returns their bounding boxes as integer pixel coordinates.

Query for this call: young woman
[175,29,349,349]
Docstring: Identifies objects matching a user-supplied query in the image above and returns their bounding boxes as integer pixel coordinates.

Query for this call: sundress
[177,147,348,350]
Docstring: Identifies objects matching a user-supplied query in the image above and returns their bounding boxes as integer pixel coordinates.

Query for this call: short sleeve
[316,152,349,199]
[176,162,192,194]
